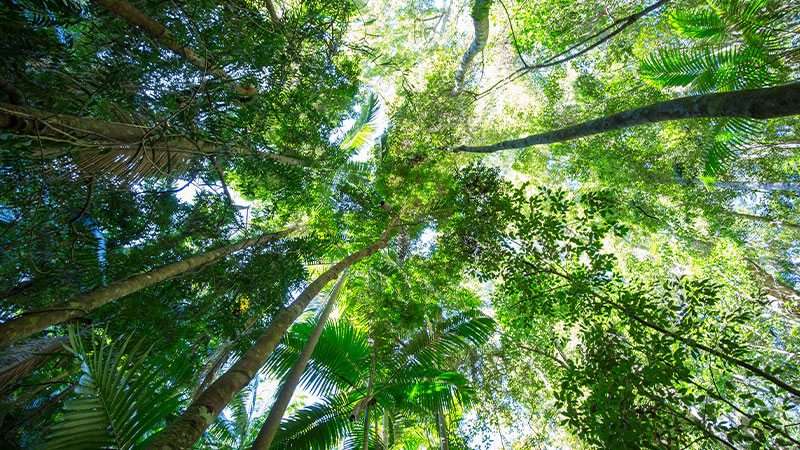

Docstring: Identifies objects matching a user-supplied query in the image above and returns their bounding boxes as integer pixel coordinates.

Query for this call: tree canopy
[2,0,800,448]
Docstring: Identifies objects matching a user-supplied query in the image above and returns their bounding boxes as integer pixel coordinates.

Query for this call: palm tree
[201,379,263,450]
[262,310,496,449]
[44,328,186,450]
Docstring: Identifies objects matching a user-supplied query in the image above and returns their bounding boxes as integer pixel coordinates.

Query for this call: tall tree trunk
[436,407,450,450]
[714,181,800,194]
[455,82,800,153]
[192,316,259,401]
[92,0,256,97]
[746,258,800,316]
[263,0,281,25]
[362,348,376,450]
[452,0,492,94]
[251,273,347,450]
[730,211,800,231]
[613,300,800,397]
[0,228,293,349]
[148,221,396,450]
[381,412,392,447]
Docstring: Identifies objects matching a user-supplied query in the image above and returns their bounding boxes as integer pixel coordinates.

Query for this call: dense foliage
[1,0,799,448]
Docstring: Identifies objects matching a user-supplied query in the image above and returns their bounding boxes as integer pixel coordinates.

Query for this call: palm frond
[640,46,778,92]
[45,328,185,450]
[381,368,474,415]
[265,319,370,397]
[396,311,496,370]
[668,7,726,40]
[272,391,361,450]
[339,93,380,153]
[705,117,765,175]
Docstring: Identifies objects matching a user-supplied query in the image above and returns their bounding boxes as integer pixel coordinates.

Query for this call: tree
[262,310,495,448]
[0,228,294,348]
[148,218,397,449]
[454,81,800,152]
[251,272,348,450]
[3,0,800,447]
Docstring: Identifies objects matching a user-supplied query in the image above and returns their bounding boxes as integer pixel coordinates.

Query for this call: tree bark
[455,82,800,153]
[147,221,396,450]
[362,348,376,450]
[714,181,800,194]
[452,0,492,94]
[92,0,256,97]
[263,0,281,25]
[0,228,293,349]
[436,407,450,450]
[251,272,347,450]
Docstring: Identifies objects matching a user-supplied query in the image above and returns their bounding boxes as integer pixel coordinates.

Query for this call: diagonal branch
[454,82,800,153]
[92,0,257,97]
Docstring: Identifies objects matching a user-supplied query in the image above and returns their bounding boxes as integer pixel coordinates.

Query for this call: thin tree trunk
[730,211,800,231]
[474,0,669,100]
[381,412,391,447]
[455,82,800,153]
[452,0,492,94]
[0,228,293,348]
[263,0,281,25]
[92,0,256,97]
[251,273,347,450]
[715,181,800,194]
[148,221,396,450]
[615,301,800,397]
[363,348,376,450]
[436,407,450,450]
[746,258,800,315]
[192,316,259,401]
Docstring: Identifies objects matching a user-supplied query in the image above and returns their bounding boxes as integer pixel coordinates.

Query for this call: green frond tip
[45,327,185,450]
[340,93,381,153]
[668,8,726,40]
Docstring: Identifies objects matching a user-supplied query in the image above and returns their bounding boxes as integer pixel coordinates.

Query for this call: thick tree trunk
[455,82,800,153]
[92,0,256,97]
[148,222,395,450]
[452,0,492,94]
[251,273,347,450]
[0,228,292,349]
[0,102,208,152]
